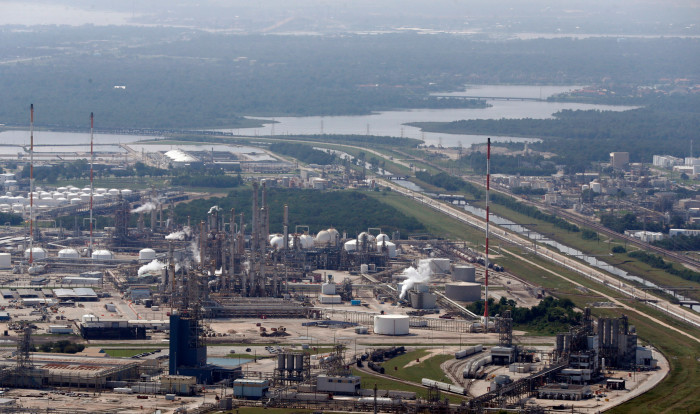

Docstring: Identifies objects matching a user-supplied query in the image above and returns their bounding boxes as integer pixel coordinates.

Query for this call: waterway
[223,85,637,147]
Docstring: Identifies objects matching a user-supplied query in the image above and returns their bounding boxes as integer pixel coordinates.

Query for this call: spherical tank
[300,235,315,249]
[452,265,476,282]
[327,228,340,244]
[445,282,481,302]
[373,314,409,336]
[139,248,157,261]
[270,236,286,249]
[315,230,331,245]
[376,233,390,243]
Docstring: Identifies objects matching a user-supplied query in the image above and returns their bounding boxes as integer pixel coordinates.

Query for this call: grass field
[103,348,158,357]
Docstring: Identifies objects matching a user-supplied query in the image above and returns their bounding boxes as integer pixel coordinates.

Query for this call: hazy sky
[0,0,697,36]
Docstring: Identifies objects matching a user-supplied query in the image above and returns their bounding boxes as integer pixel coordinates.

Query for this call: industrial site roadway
[380,178,700,342]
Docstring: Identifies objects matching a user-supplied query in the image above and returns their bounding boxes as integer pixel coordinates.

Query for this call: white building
[669,229,700,237]
[652,155,683,168]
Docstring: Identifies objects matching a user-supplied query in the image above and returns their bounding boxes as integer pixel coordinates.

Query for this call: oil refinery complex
[0,118,672,414]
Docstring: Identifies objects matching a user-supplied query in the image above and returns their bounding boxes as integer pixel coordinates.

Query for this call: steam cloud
[138,259,164,277]
[131,201,158,214]
[399,259,433,299]
[190,240,201,263]
[165,226,192,241]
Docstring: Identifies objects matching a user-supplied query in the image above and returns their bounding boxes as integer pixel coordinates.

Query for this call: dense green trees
[653,235,700,251]
[269,143,336,165]
[600,213,663,234]
[467,296,582,334]
[174,188,426,235]
[627,250,700,283]
[461,152,557,176]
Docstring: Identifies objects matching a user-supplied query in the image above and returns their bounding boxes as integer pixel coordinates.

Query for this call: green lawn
[388,354,454,384]
[103,348,158,357]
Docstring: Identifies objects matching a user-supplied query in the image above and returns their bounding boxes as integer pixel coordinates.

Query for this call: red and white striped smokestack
[484,137,491,331]
[29,104,34,266]
[89,112,94,255]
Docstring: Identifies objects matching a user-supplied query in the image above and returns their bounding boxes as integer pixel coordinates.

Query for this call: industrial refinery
[0,123,664,413]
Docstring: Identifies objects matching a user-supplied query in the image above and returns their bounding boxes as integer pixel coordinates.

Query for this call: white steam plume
[190,240,201,263]
[166,227,191,240]
[399,259,433,299]
[131,201,158,214]
[208,205,220,214]
[138,259,164,277]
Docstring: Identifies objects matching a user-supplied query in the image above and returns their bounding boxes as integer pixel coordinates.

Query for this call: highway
[379,177,700,339]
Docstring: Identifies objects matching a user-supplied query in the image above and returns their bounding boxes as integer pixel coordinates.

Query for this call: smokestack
[484,137,491,330]
[29,104,34,265]
[283,204,289,251]
[89,112,94,256]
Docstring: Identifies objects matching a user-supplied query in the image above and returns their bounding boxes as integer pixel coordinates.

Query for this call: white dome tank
[92,249,113,260]
[139,248,156,261]
[343,239,357,252]
[24,247,47,260]
[315,230,331,245]
[121,189,133,197]
[357,232,375,243]
[376,233,390,242]
[270,236,286,249]
[108,189,120,196]
[58,248,80,259]
[327,228,340,244]
[96,188,107,194]
[377,241,397,258]
[299,234,315,249]
[374,314,409,336]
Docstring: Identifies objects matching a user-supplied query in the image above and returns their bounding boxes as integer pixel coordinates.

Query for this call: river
[221,85,637,147]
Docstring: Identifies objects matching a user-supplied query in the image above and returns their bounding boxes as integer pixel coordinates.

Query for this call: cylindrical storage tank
[80,193,91,202]
[376,241,397,258]
[0,204,10,212]
[94,194,105,203]
[51,191,63,199]
[70,198,81,205]
[108,188,120,196]
[343,239,357,252]
[96,188,107,194]
[321,283,336,295]
[92,249,113,260]
[360,264,369,274]
[24,247,47,260]
[452,265,476,282]
[429,258,451,273]
[581,184,590,192]
[286,354,295,371]
[57,187,68,192]
[121,189,133,197]
[58,248,80,259]
[277,354,286,371]
[445,282,481,302]
[0,253,11,269]
[81,187,91,193]
[295,354,304,372]
[590,182,601,193]
[373,314,409,336]
[139,248,156,261]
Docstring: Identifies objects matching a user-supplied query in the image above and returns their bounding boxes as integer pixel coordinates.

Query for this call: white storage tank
[327,228,340,244]
[429,258,451,273]
[80,193,91,202]
[58,248,80,259]
[343,239,357,252]
[96,188,107,194]
[321,283,336,295]
[590,181,602,193]
[452,265,476,282]
[121,189,133,197]
[0,253,11,269]
[24,247,47,260]
[270,235,286,249]
[315,230,331,245]
[139,248,156,261]
[376,241,397,258]
[445,282,481,302]
[108,188,120,196]
[299,234,315,249]
[92,249,113,260]
[376,233,390,242]
[360,263,369,274]
[374,314,409,336]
